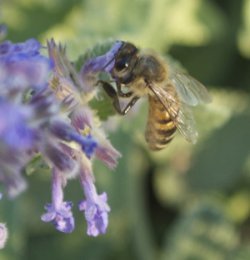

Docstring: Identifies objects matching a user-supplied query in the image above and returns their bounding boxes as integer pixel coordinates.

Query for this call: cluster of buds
[0,31,123,244]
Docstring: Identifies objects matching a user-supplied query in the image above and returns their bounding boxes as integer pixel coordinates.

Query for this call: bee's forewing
[149,82,198,143]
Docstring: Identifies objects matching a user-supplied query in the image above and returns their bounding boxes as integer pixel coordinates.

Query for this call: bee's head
[111,42,139,84]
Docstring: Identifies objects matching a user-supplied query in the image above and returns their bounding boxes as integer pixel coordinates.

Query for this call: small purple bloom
[41,168,75,233]
[43,142,76,173]
[78,157,110,237]
[42,201,74,233]
[49,120,97,158]
[95,141,121,169]
[0,39,51,93]
[13,38,41,56]
[0,39,56,198]
[70,107,121,166]
[79,192,109,237]
[0,99,37,150]
[81,41,123,74]
[70,106,94,130]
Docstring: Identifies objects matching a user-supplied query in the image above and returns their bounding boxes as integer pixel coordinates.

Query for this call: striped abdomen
[145,95,178,150]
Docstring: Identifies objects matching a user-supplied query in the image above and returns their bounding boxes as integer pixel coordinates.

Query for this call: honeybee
[98,41,211,150]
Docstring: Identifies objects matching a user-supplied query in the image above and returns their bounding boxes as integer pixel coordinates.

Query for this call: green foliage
[89,89,117,121]
[1,0,250,259]
[163,203,238,260]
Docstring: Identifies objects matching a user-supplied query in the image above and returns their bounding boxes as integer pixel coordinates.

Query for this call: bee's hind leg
[97,80,139,115]
[118,96,139,115]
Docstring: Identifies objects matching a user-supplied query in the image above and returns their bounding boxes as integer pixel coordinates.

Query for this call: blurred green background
[1,0,250,259]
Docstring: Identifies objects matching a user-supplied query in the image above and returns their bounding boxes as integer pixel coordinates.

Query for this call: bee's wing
[149,83,198,144]
[168,60,212,106]
[175,102,198,143]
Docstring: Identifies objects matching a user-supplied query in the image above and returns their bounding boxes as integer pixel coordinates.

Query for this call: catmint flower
[0,39,53,197]
[78,155,110,236]
[0,37,122,238]
[70,106,121,169]
[41,168,75,233]
[47,38,121,171]
[0,39,51,94]
[0,99,37,151]
[47,40,121,236]
[49,120,97,158]
[81,41,123,74]
[80,41,123,93]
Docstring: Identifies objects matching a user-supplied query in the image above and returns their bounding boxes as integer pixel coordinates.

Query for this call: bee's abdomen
[145,96,177,150]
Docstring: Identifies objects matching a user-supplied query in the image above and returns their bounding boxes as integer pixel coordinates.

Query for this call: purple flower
[78,156,110,237]
[43,141,76,173]
[0,39,53,198]
[81,41,123,74]
[49,120,97,158]
[0,38,122,238]
[48,40,121,171]
[70,107,121,168]
[47,39,84,107]
[79,41,123,93]
[46,41,122,235]
[95,141,121,169]
[41,168,75,233]
[0,39,51,93]
[0,99,37,150]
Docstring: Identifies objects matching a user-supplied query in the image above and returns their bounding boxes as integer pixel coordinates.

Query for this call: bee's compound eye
[115,57,129,71]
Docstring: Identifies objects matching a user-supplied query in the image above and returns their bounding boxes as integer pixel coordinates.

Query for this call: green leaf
[89,88,116,121]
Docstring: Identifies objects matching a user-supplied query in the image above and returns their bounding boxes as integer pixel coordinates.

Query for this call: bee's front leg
[97,80,139,115]
[97,80,117,99]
